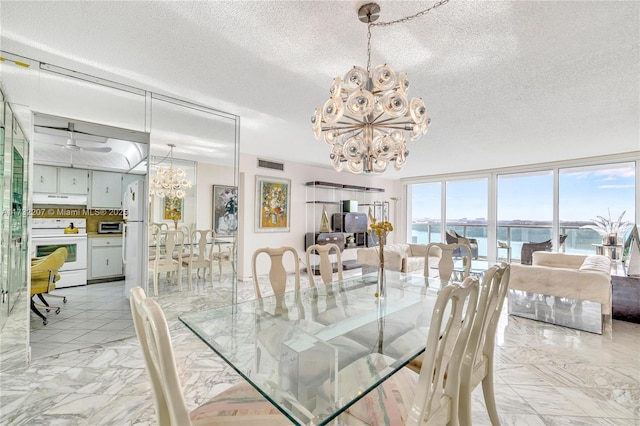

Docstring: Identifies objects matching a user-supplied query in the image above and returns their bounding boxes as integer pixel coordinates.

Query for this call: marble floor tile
[510,385,590,417]
[471,382,538,415]
[540,415,639,426]
[2,269,640,425]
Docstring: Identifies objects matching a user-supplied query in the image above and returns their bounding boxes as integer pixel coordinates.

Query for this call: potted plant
[580,209,633,246]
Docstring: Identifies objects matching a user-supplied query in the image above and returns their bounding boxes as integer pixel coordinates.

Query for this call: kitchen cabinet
[90,171,122,208]
[58,168,89,195]
[89,237,123,280]
[33,165,58,193]
[33,165,89,195]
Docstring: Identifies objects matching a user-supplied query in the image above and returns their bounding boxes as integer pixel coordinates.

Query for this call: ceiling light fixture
[311,1,449,174]
[150,144,193,198]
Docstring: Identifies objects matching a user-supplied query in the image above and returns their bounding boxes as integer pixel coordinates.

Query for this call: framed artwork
[212,185,238,236]
[256,176,290,232]
[163,196,183,222]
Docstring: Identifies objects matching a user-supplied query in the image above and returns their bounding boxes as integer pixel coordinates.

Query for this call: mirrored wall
[0,88,32,370]
[0,53,239,365]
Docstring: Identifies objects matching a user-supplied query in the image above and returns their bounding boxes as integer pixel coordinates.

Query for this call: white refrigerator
[123,179,146,298]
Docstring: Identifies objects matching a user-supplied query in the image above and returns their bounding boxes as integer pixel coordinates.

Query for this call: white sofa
[510,252,612,315]
[356,243,440,275]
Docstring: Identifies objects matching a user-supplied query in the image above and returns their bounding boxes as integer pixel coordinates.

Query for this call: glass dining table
[179,271,445,425]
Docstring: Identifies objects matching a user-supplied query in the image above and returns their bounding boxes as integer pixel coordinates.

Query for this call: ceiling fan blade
[81,146,112,153]
[34,125,108,143]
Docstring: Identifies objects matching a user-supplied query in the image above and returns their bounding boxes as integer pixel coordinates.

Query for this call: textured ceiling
[1,1,638,178]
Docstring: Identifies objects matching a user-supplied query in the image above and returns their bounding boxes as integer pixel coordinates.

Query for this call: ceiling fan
[53,123,112,153]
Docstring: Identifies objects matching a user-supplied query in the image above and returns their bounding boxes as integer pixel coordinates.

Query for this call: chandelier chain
[370,0,450,27]
[367,23,372,74]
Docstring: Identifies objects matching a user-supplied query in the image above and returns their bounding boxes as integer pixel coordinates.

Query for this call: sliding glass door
[497,171,553,262]
[445,179,488,258]
[410,182,441,244]
[559,162,635,256]
[406,158,637,263]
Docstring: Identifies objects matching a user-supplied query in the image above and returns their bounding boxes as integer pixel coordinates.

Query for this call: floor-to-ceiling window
[497,171,553,262]
[446,179,488,258]
[405,156,637,263]
[559,162,636,256]
[410,182,441,244]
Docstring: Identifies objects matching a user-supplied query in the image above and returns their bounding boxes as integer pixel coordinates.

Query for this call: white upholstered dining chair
[210,238,236,278]
[129,287,285,425]
[459,263,511,426]
[182,229,214,288]
[150,230,184,295]
[305,243,343,285]
[424,242,472,283]
[335,276,480,426]
[251,246,300,299]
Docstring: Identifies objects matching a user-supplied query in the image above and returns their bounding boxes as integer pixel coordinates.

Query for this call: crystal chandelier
[150,144,193,198]
[312,2,447,174]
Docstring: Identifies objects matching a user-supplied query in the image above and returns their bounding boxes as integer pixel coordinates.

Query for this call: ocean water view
[411,222,605,260]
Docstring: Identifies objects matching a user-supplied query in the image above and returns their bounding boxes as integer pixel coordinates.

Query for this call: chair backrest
[252,246,300,299]
[189,229,213,262]
[424,242,472,281]
[444,230,458,245]
[559,234,568,247]
[156,230,184,266]
[151,222,169,232]
[463,263,511,373]
[180,225,191,245]
[407,276,480,425]
[130,287,191,425]
[31,247,68,289]
[305,243,342,285]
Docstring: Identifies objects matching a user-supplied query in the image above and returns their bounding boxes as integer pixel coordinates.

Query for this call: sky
[412,162,635,223]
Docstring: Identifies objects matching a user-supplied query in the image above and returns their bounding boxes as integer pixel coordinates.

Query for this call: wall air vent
[257,158,284,171]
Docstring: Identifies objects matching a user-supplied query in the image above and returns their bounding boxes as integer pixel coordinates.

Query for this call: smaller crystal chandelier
[150,144,193,198]
[312,2,441,174]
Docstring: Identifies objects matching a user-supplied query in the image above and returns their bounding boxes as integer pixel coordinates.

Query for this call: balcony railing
[411,222,606,262]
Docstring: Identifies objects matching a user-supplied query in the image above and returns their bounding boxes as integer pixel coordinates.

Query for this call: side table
[593,243,623,260]
[611,262,640,324]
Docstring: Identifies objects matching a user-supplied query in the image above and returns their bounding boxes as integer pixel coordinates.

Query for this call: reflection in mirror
[28,115,149,361]
[0,96,31,369]
[148,95,239,302]
[0,61,239,369]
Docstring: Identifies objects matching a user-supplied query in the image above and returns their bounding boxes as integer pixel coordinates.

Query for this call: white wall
[237,153,402,280]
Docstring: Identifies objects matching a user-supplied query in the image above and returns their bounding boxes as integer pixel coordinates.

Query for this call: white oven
[32,218,88,288]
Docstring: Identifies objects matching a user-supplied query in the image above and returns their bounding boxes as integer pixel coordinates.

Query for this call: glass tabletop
[453,259,491,273]
[179,271,444,425]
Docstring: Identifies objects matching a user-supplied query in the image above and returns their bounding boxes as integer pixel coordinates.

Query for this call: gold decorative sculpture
[319,205,331,232]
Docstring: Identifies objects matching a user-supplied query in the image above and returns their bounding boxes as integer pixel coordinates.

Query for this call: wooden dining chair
[424,242,472,282]
[211,238,237,279]
[251,246,300,299]
[459,263,511,426]
[305,243,343,285]
[129,287,285,425]
[335,276,480,425]
[150,230,185,295]
[182,229,214,288]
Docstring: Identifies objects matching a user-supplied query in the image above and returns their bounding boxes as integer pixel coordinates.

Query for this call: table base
[507,289,604,334]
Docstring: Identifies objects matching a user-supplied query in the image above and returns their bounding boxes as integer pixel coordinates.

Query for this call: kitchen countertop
[87,232,123,238]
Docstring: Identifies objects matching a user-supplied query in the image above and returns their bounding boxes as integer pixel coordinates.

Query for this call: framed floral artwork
[256,176,290,232]
[212,185,238,236]
[163,196,183,222]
